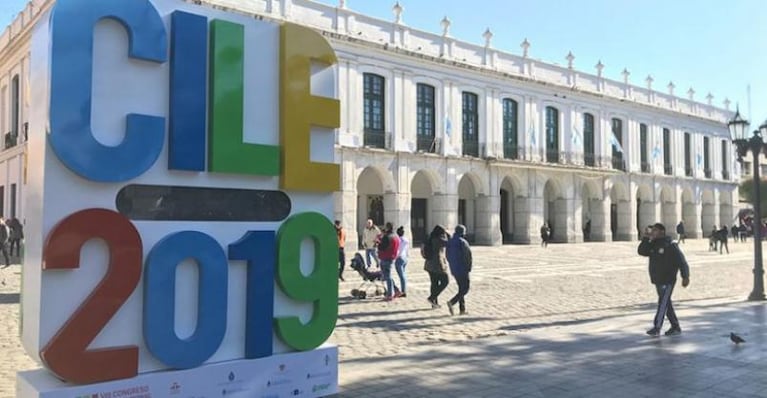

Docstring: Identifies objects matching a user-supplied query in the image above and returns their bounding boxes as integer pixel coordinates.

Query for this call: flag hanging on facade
[651,145,661,160]
[444,112,452,138]
[609,133,623,153]
[529,122,536,147]
[571,125,581,146]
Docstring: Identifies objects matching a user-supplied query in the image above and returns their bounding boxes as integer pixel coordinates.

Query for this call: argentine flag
[651,145,661,160]
[609,133,624,153]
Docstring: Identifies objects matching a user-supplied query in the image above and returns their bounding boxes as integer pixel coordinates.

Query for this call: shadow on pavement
[335,302,767,397]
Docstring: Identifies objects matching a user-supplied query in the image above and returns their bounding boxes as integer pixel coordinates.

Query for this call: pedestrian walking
[377,222,400,301]
[7,218,22,257]
[422,225,449,308]
[676,220,685,243]
[446,224,473,316]
[362,219,381,268]
[0,219,10,268]
[708,226,718,252]
[394,226,409,297]
[638,223,690,337]
[718,225,729,254]
[335,220,346,281]
[731,225,738,244]
[540,223,550,247]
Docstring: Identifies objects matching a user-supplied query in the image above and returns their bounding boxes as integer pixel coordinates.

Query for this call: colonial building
[0,0,739,248]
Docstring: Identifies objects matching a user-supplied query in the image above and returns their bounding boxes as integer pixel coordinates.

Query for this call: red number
[40,208,143,384]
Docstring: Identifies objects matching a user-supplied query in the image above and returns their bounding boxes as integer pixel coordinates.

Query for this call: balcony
[685,167,693,177]
[664,165,673,175]
[584,153,596,167]
[704,168,712,179]
[4,132,17,149]
[417,136,436,153]
[641,161,651,173]
[546,150,560,164]
[363,130,386,149]
[462,140,479,157]
[612,157,626,171]
[722,170,730,180]
[503,144,519,160]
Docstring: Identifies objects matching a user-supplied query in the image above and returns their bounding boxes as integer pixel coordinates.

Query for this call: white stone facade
[0,0,739,247]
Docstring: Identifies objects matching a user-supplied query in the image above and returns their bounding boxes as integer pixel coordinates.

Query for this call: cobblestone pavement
[330,239,756,362]
[0,239,761,397]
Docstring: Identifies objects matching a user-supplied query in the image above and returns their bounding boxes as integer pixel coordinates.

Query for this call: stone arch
[543,178,566,242]
[636,184,654,240]
[701,189,716,236]
[410,169,437,244]
[356,166,392,232]
[581,180,602,241]
[457,174,480,242]
[500,175,527,243]
[609,181,631,241]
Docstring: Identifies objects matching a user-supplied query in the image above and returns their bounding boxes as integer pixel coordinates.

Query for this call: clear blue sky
[2,0,766,127]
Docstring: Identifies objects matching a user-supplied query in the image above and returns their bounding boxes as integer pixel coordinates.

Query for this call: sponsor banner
[18,346,338,398]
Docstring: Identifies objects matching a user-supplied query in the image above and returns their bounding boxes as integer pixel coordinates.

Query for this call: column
[433,193,458,231]
[334,157,358,252]
[593,197,611,242]
[384,191,410,235]
[475,194,501,245]
[527,188,545,245]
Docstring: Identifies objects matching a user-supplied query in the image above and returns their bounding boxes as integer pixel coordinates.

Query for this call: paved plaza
[1,239,766,397]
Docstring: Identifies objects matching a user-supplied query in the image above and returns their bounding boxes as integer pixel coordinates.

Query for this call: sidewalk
[336,297,767,397]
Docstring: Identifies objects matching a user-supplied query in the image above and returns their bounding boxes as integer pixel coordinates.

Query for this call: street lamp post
[728,110,767,301]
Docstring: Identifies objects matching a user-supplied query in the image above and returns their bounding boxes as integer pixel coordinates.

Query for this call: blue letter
[229,231,276,359]
[49,0,167,182]
[143,231,228,369]
[169,11,207,171]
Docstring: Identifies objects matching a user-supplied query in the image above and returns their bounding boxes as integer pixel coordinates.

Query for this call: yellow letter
[280,23,340,192]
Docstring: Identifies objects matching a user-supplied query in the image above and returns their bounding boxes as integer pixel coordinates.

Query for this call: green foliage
[739,179,767,218]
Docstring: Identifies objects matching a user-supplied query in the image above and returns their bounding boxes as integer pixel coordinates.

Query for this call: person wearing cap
[638,223,690,337]
[446,224,473,316]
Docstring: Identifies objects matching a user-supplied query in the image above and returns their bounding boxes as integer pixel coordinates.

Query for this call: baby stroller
[348,253,385,299]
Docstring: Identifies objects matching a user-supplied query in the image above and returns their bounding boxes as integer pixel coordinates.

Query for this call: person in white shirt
[362,219,381,267]
[394,226,409,297]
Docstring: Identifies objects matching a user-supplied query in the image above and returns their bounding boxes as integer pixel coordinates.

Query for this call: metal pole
[749,137,766,300]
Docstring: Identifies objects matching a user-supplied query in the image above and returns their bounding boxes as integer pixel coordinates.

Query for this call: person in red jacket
[377,222,400,301]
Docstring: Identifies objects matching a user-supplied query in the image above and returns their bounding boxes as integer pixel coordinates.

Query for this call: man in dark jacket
[446,225,473,316]
[638,223,690,337]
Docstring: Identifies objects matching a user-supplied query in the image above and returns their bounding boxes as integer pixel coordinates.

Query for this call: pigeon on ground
[730,332,745,344]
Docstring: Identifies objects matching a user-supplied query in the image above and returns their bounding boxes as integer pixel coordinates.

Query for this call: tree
[739,179,767,219]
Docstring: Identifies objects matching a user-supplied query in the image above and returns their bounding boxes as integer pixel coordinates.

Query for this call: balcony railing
[685,166,693,177]
[584,152,596,167]
[4,132,16,149]
[664,165,673,175]
[704,168,712,179]
[417,136,436,153]
[462,140,479,157]
[641,161,651,173]
[722,170,730,180]
[503,144,519,160]
[612,156,626,171]
[363,130,386,149]
[546,150,560,164]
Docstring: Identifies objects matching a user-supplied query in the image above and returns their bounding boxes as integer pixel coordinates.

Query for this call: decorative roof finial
[667,81,675,96]
[621,68,630,84]
[520,38,530,58]
[392,2,403,24]
[565,51,574,69]
[595,60,604,77]
[339,0,346,9]
[483,28,493,48]
[440,16,451,37]
[706,92,714,105]
[645,75,654,90]
[687,87,695,101]
[723,98,731,110]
